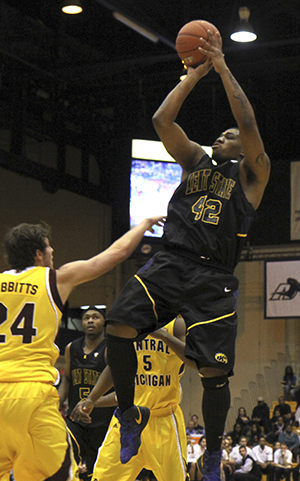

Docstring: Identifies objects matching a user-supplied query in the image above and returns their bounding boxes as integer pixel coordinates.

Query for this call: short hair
[4,222,51,271]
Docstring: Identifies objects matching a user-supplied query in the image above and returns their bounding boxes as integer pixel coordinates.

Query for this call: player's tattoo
[229,73,248,109]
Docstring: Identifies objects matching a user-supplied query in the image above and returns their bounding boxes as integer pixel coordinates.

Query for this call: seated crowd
[186,394,300,481]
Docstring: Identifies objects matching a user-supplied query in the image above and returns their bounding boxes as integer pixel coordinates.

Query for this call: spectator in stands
[221,438,235,481]
[273,442,293,481]
[252,435,274,481]
[191,414,205,435]
[271,408,282,425]
[282,366,297,401]
[266,416,286,444]
[236,407,251,435]
[187,434,198,478]
[225,435,233,446]
[186,420,198,436]
[190,436,207,481]
[273,441,281,457]
[228,423,244,446]
[233,445,261,481]
[273,395,293,424]
[194,436,207,459]
[231,436,253,465]
[278,424,300,461]
[252,396,271,434]
[246,423,261,447]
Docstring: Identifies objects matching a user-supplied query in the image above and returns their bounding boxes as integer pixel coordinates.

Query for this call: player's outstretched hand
[70,398,94,423]
[146,216,166,234]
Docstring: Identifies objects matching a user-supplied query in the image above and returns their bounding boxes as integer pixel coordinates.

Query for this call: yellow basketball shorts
[0,382,78,481]
[92,405,187,481]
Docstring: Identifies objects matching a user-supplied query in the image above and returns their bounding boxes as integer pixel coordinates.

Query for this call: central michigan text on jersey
[134,336,175,389]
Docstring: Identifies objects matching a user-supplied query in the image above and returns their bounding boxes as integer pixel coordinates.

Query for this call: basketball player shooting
[103,28,270,481]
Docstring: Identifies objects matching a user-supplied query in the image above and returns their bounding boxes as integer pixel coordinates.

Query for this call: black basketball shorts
[106,250,238,373]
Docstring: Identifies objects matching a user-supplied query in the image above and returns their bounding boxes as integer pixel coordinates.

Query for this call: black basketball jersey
[67,336,115,428]
[162,155,256,272]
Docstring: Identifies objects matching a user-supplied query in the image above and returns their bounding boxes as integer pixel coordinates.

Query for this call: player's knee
[106,321,138,339]
[201,375,228,391]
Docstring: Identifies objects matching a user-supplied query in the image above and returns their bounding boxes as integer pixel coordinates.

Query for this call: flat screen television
[130,139,212,239]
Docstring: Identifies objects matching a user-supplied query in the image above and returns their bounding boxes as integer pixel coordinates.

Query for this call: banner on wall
[291,162,300,240]
[265,260,300,318]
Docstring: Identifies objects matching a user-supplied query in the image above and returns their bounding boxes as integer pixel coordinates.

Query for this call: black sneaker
[198,450,221,481]
[115,405,150,464]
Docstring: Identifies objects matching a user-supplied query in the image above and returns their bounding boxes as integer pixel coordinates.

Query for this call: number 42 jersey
[0,266,64,384]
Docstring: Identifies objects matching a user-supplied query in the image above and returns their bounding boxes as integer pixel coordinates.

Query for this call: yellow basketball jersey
[0,266,63,384]
[134,319,184,410]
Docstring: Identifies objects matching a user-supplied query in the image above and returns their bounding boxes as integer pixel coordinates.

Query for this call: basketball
[176,20,221,67]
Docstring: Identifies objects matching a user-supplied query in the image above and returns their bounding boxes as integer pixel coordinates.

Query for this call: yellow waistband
[150,404,178,417]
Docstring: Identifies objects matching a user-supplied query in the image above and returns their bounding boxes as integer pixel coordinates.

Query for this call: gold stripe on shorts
[67,426,82,465]
[134,274,158,320]
[186,311,236,335]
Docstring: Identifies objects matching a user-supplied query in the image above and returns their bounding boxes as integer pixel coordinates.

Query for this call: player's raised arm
[56,215,164,304]
[199,30,270,209]
[152,59,212,179]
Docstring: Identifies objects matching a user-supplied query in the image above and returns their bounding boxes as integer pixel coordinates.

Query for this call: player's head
[4,222,53,271]
[211,128,244,164]
[81,306,105,340]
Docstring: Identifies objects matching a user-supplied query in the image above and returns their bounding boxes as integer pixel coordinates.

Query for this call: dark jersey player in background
[103,28,271,480]
[59,306,114,480]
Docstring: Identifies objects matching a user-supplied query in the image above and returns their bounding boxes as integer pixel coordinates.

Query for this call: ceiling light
[61,0,83,15]
[113,11,159,43]
[230,6,257,43]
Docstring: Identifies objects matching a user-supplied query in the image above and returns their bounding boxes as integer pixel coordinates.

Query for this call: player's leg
[28,384,78,481]
[183,273,238,481]
[0,472,12,481]
[199,368,230,481]
[105,274,171,464]
[84,426,110,479]
[0,460,12,481]
[149,408,187,481]
[0,383,16,480]
[1,382,77,481]
[200,368,230,453]
[65,419,86,477]
[106,322,151,464]
[92,417,143,481]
